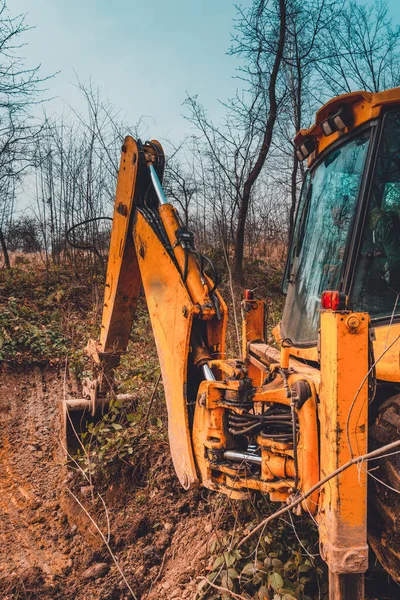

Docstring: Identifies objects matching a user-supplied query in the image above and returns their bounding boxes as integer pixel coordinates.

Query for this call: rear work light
[295,137,316,161]
[321,290,347,311]
[321,106,352,137]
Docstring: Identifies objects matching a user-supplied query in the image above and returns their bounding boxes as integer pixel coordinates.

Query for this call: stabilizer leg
[319,310,370,600]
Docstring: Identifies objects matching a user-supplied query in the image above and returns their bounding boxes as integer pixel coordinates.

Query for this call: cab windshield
[281,130,371,344]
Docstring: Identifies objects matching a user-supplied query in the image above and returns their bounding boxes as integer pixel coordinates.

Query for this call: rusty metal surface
[329,570,364,600]
[133,210,200,489]
[192,369,319,511]
[318,311,369,576]
[248,342,321,387]
[99,136,143,355]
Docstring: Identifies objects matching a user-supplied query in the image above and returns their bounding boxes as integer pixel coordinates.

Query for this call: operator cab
[281,89,400,358]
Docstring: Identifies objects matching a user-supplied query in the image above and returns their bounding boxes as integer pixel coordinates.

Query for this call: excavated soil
[0,365,215,600]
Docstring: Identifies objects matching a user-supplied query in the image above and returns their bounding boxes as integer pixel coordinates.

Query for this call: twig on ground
[368,469,400,495]
[143,372,162,429]
[197,577,248,600]
[147,548,169,596]
[238,439,400,548]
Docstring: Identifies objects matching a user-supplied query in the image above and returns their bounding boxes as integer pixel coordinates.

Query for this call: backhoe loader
[65,87,400,599]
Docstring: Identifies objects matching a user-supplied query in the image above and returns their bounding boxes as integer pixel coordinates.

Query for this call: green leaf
[112,423,123,430]
[241,562,256,576]
[223,551,236,568]
[212,555,225,570]
[272,558,283,568]
[227,568,239,579]
[282,580,295,591]
[298,563,312,573]
[270,572,284,591]
[220,573,234,590]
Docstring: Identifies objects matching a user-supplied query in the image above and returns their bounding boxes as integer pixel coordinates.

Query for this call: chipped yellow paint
[318,311,369,574]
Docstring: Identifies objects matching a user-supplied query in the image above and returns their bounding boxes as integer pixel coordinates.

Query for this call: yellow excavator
[65,87,400,599]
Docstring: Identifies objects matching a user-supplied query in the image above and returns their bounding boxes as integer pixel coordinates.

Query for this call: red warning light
[321,291,347,311]
[244,289,255,300]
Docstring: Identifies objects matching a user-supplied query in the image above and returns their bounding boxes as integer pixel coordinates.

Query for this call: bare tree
[275,0,340,239]
[30,83,147,271]
[316,0,400,96]
[0,1,50,268]
[186,0,287,281]
[163,140,198,228]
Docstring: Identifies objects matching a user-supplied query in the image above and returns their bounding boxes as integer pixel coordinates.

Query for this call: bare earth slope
[0,365,213,600]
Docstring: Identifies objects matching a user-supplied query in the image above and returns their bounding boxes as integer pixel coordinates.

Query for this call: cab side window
[351,111,400,317]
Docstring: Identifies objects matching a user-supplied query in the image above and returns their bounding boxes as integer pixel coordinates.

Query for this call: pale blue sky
[11,0,400,143]
[13,0,253,142]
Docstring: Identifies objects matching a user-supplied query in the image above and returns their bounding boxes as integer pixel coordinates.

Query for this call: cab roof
[295,87,400,167]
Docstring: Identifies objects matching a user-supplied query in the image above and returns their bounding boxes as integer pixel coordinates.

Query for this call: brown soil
[2,365,399,600]
[0,365,214,600]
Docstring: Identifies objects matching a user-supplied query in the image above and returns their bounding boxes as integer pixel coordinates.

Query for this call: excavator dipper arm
[82,136,227,488]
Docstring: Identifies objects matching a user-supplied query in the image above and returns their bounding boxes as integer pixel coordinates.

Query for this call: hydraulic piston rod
[224,450,262,465]
[149,164,168,205]
[202,364,216,382]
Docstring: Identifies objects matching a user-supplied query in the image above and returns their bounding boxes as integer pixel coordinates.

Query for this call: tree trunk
[288,152,299,243]
[0,226,11,269]
[233,0,287,282]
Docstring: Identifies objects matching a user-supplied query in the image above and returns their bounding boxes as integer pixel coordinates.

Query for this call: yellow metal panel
[372,322,400,382]
[272,322,320,363]
[242,298,266,386]
[99,136,142,354]
[318,311,369,574]
[274,320,400,382]
[158,204,215,314]
[133,211,199,490]
[248,341,321,390]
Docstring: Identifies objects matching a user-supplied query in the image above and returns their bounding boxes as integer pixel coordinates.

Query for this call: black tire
[369,394,400,582]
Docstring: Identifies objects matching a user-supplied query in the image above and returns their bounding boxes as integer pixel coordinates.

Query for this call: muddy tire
[369,394,400,582]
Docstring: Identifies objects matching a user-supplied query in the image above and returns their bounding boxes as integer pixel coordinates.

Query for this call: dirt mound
[0,366,213,599]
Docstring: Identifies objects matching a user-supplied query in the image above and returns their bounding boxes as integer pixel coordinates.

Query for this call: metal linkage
[65,393,136,414]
